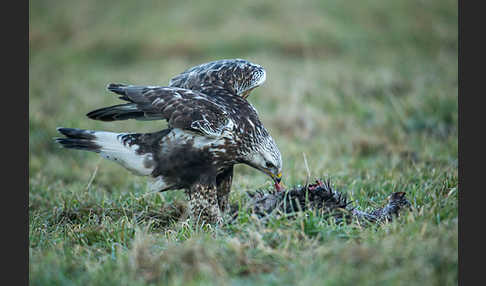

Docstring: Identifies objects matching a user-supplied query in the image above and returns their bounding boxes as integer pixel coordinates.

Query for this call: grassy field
[29,0,458,285]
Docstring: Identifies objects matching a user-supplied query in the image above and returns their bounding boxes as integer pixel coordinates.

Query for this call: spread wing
[87,84,231,138]
[168,59,266,99]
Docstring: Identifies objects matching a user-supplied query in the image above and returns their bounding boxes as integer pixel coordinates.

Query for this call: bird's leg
[187,176,222,225]
[216,166,234,213]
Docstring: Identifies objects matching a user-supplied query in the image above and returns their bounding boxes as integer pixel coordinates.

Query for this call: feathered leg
[187,176,222,225]
[216,166,233,213]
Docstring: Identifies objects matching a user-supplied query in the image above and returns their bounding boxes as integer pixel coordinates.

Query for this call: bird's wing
[168,59,266,99]
[87,84,232,138]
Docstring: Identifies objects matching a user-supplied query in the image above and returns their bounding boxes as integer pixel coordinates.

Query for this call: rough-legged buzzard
[56,59,283,224]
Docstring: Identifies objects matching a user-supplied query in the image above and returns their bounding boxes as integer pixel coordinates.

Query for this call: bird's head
[244,135,283,191]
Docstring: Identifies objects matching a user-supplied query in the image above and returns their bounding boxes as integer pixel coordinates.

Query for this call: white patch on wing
[121,105,139,111]
[169,128,224,150]
[247,118,255,128]
[249,103,259,116]
[221,119,235,139]
[152,97,164,105]
[93,131,154,176]
[225,118,234,129]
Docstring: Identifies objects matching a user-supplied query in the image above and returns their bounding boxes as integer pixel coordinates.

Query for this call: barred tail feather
[55,128,101,152]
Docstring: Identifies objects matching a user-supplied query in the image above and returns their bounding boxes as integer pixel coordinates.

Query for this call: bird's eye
[266,162,274,169]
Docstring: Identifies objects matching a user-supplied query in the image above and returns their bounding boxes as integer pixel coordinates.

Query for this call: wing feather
[87,84,230,138]
[168,59,266,99]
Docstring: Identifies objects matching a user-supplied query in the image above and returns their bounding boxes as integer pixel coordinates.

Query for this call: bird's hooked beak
[271,172,284,191]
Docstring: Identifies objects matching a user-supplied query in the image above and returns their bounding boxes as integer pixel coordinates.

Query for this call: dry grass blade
[85,158,101,192]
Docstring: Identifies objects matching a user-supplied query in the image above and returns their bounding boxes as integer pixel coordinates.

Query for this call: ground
[29,0,457,285]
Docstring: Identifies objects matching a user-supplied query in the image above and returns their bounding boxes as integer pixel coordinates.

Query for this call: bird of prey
[56,59,283,224]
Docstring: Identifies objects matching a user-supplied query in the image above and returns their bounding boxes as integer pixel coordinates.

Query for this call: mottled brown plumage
[168,58,266,99]
[56,59,282,225]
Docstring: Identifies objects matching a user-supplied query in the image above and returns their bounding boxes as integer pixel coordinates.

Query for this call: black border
[7,0,28,285]
[458,0,481,285]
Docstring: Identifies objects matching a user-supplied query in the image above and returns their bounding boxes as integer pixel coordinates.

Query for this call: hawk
[56,59,283,224]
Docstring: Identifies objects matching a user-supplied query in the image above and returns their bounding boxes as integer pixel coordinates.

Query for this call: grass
[29,0,458,285]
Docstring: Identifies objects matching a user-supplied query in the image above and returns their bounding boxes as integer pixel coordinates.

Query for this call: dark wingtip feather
[86,107,116,121]
[86,104,143,121]
[107,83,127,95]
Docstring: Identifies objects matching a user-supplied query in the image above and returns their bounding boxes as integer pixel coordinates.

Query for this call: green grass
[29,0,458,285]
